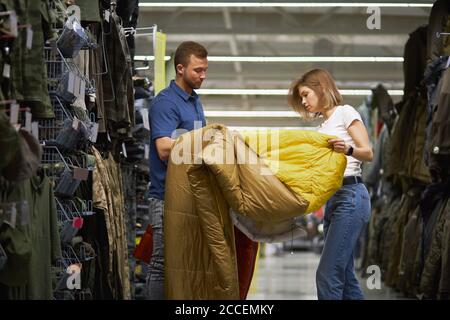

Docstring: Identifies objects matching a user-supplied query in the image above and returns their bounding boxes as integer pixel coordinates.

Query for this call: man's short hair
[174,41,208,71]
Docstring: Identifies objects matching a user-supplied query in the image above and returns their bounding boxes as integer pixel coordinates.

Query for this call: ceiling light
[205,111,300,117]
[134,55,403,63]
[197,89,404,96]
[134,55,171,61]
[229,126,317,130]
[199,89,286,95]
[139,2,432,8]
[208,56,403,62]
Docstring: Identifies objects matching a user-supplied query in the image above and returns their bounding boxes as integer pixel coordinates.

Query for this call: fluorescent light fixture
[139,2,432,8]
[197,89,404,95]
[205,111,299,117]
[229,126,317,130]
[199,89,286,95]
[134,55,171,61]
[208,56,404,62]
[134,55,403,63]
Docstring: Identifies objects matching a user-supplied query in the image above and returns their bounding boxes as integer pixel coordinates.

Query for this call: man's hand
[155,137,176,161]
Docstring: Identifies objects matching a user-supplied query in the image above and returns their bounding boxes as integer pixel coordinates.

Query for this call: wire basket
[44,46,95,97]
[40,145,75,185]
[38,96,73,142]
[45,47,68,94]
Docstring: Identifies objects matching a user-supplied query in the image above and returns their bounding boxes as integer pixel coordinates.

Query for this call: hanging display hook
[436,32,450,38]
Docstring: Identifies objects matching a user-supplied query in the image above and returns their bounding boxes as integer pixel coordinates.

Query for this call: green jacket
[0,176,61,299]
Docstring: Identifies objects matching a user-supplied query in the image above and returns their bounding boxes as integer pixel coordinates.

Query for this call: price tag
[73,167,89,181]
[104,10,110,22]
[25,111,32,132]
[9,11,18,37]
[79,79,86,98]
[141,109,150,130]
[72,217,84,229]
[31,122,39,140]
[72,117,80,130]
[9,102,19,125]
[74,74,81,98]
[122,143,128,158]
[68,72,76,94]
[19,201,29,226]
[144,144,149,160]
[1,203,17,229]
[3,63,10,79]
[89,123,99,143]
[26,25,33,49]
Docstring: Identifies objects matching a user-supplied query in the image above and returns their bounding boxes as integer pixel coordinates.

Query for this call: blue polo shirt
[148,80,207,200]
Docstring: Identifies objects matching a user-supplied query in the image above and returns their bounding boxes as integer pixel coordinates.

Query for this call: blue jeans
[316,183,371,300]
[145,198,165,300]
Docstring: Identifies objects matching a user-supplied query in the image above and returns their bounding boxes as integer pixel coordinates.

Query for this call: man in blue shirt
[146,41,208,299]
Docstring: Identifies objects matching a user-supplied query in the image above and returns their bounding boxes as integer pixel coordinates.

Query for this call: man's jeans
[145,198,165,300]
[316,183,371,300]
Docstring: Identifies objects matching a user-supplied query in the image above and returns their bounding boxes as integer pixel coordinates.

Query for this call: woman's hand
[327,120,374,162]
[328,138,349,154]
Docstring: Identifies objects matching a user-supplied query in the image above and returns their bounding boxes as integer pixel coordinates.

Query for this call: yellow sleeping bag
[240,129,346,213]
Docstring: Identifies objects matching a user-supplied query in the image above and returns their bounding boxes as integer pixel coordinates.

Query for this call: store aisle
[247,249,319,300]
[247,249,411,300]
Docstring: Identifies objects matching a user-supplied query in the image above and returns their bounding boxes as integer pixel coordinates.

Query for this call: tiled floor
[247,247,410,300]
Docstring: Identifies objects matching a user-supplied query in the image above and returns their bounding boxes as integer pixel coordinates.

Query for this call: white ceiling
[136,1,433,127]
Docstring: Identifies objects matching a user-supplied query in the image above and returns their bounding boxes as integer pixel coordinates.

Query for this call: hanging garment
[386,96,431,184]
[427,67,450,181]
[0,111,20,171]
[438,202,450,299]
[75,0,102,23]
[92,147,131,299]
[116,0,139,63]
[378,195,403,274]
[397,205,423,297]
[0,175,61,299]
[234,227,258,300]
[371,84,396,134]
[8,0,56,119]
[102,9,134,137]
[1,129,42,182]
[419,195,450,299]
[363,126,393,208]
[164,124,346,299]
[384,25,431,184]
[87,23,106,133]
[384,186,423,288]
[404,25,428,99]
[424,56,448,173]
[426,0,450,62]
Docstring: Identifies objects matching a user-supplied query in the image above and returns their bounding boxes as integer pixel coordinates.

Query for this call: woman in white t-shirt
[288,69,373,300]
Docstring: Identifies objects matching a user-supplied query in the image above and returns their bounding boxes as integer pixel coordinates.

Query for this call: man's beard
[184,75,202,90]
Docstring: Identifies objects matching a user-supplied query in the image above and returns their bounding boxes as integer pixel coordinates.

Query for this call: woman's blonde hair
[288,68,343,118]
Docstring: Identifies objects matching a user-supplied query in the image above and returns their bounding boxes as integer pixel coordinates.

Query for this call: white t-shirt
[317,104,363,177]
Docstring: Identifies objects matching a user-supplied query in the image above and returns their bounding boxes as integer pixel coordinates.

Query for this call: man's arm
[155,137,175,161]
[150,98,179,161]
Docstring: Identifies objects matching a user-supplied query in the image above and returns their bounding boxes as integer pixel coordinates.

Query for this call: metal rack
[42,15,98,299]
